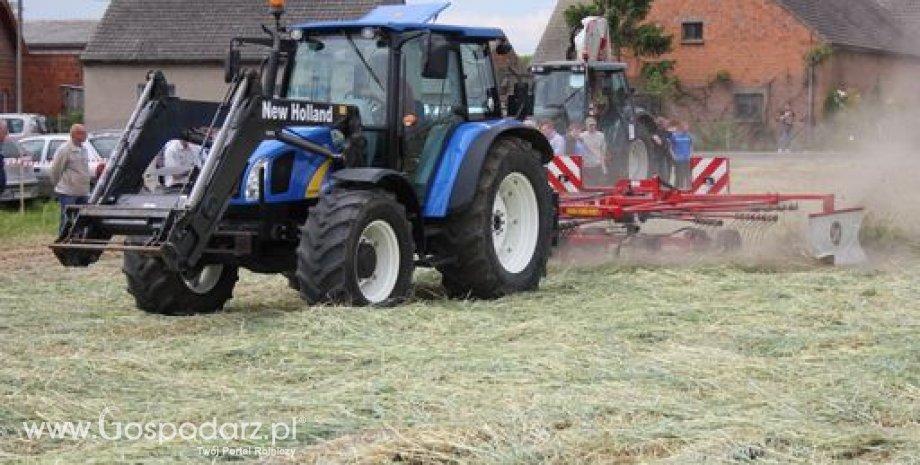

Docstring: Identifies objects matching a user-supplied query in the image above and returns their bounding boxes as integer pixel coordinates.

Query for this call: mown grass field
[2,153,919,463]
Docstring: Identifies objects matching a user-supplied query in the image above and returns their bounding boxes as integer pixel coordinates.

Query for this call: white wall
[83,64,228,130]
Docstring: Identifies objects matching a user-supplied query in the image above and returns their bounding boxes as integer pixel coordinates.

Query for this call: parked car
[0,113,49,141]
[1,155,41,203]
[18,132,121,197]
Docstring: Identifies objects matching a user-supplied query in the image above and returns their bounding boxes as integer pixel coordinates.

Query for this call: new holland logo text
[262,101,334,124]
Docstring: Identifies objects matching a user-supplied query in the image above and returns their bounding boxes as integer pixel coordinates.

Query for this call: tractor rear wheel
[626,126,663,180]
[123,254,239,316]
[434,137,553,299]
[296,189,415,306]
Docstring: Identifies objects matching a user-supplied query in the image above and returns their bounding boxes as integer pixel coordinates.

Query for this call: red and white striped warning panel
[547,155,583,193]
[3,157,34,167]
[691,156,730,194]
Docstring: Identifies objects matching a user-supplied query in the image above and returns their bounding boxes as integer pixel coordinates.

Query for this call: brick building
[0,1,18,112]
[535,0,920,146]
[23,20,97,120]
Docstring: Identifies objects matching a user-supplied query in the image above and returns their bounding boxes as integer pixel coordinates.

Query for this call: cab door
[397,34,465,200]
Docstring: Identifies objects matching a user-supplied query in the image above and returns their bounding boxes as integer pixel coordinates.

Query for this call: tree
[564,0,672,62]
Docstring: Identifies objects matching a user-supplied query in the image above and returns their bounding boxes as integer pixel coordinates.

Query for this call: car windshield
[287,34,389,126]
[2,117,25,134]
[533,70,587,126]
[90,135,120,158]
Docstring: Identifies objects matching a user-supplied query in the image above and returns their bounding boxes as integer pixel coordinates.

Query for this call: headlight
[244,158,269,201]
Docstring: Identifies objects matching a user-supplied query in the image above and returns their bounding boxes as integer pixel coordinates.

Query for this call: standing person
[777,104,795,153]
[650,116,675,182]
[50,124,91,232]
[162,134,200,188]
[668,122,694,189]
[0,121,11,198]
[579,117,607,186]
[565,122,586,156]
[540,120,565,156]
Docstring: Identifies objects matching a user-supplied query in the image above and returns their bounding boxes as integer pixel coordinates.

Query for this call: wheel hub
[356,241,378,280]
[354,220,401,304]
[182,264,224,295]
[628,140,649,180]
[491,173,540,274]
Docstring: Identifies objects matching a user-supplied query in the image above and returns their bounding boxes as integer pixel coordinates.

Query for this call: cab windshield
[287,34,390,127]
[532,70,587,126]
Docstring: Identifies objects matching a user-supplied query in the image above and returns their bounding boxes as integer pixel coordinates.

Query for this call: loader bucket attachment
[808,208,866,265]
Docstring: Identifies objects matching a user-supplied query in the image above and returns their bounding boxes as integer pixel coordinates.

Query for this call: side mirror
[224,48,241,83]
[423,34,450,80]
[495,39,513,56]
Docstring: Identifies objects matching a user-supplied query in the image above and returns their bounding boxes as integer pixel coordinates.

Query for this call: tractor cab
[531,61,664,183]
[233,2,512,202]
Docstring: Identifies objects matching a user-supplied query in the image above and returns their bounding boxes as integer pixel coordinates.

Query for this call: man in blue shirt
[668,121,694,189]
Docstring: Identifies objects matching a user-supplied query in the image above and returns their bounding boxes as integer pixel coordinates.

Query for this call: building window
[682,21,704,43]
[61,85,85,114]
[734,92,765,122]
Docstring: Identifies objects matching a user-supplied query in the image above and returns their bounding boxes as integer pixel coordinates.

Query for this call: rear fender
[423,120,551,218]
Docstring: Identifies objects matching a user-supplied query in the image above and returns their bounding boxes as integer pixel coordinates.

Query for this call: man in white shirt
[540,121,565,156]
[579,117,607,186]
[163,137,200,188]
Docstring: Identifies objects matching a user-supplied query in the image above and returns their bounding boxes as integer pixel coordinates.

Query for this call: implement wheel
[123,254,238,316]
[434,137,554,298]
[296,189,415,306]
[714,229,743,254]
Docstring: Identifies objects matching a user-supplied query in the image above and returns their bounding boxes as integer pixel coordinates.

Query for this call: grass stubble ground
[0,152,918,464]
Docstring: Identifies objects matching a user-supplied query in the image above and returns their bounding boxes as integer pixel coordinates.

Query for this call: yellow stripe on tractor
[306,160,332,198]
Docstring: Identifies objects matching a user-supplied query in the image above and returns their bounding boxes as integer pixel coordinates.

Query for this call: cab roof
[291,2,506,41]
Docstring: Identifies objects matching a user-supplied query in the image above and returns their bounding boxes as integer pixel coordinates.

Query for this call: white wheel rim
[492,173,540,274]
[628,139,649,180]
[355,220,401,304]
[183,265,224,295]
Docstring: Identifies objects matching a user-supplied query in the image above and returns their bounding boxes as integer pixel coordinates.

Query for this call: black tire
[282,270,300,291]
[714,229,743,254]
[123,254,239,316]
[296,189,415,306]
[433,137,554,299]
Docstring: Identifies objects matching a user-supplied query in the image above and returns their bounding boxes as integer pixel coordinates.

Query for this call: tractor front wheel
[123,254,239,316]
[296,189,415,306]
[434,137,554,298]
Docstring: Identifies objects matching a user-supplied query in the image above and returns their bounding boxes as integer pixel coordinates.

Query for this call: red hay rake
[550,155,866,265]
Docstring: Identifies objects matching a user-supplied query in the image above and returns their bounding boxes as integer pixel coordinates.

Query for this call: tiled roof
[775,0,915,56]
[24,20,99,49]
[533,0,581,63]
[534,0,920,63]
[82,0,403,63]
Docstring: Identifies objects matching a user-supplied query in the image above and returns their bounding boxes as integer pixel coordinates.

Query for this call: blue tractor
[51,2,556,315]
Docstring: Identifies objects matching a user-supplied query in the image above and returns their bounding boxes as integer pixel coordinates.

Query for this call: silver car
[0,113,49,141]
[18,132,121,197]
[1,152,40,203]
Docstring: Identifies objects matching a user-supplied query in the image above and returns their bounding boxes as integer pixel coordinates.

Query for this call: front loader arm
[51,71,265,271]
[52,68,362,272]
[160,71,270,271]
